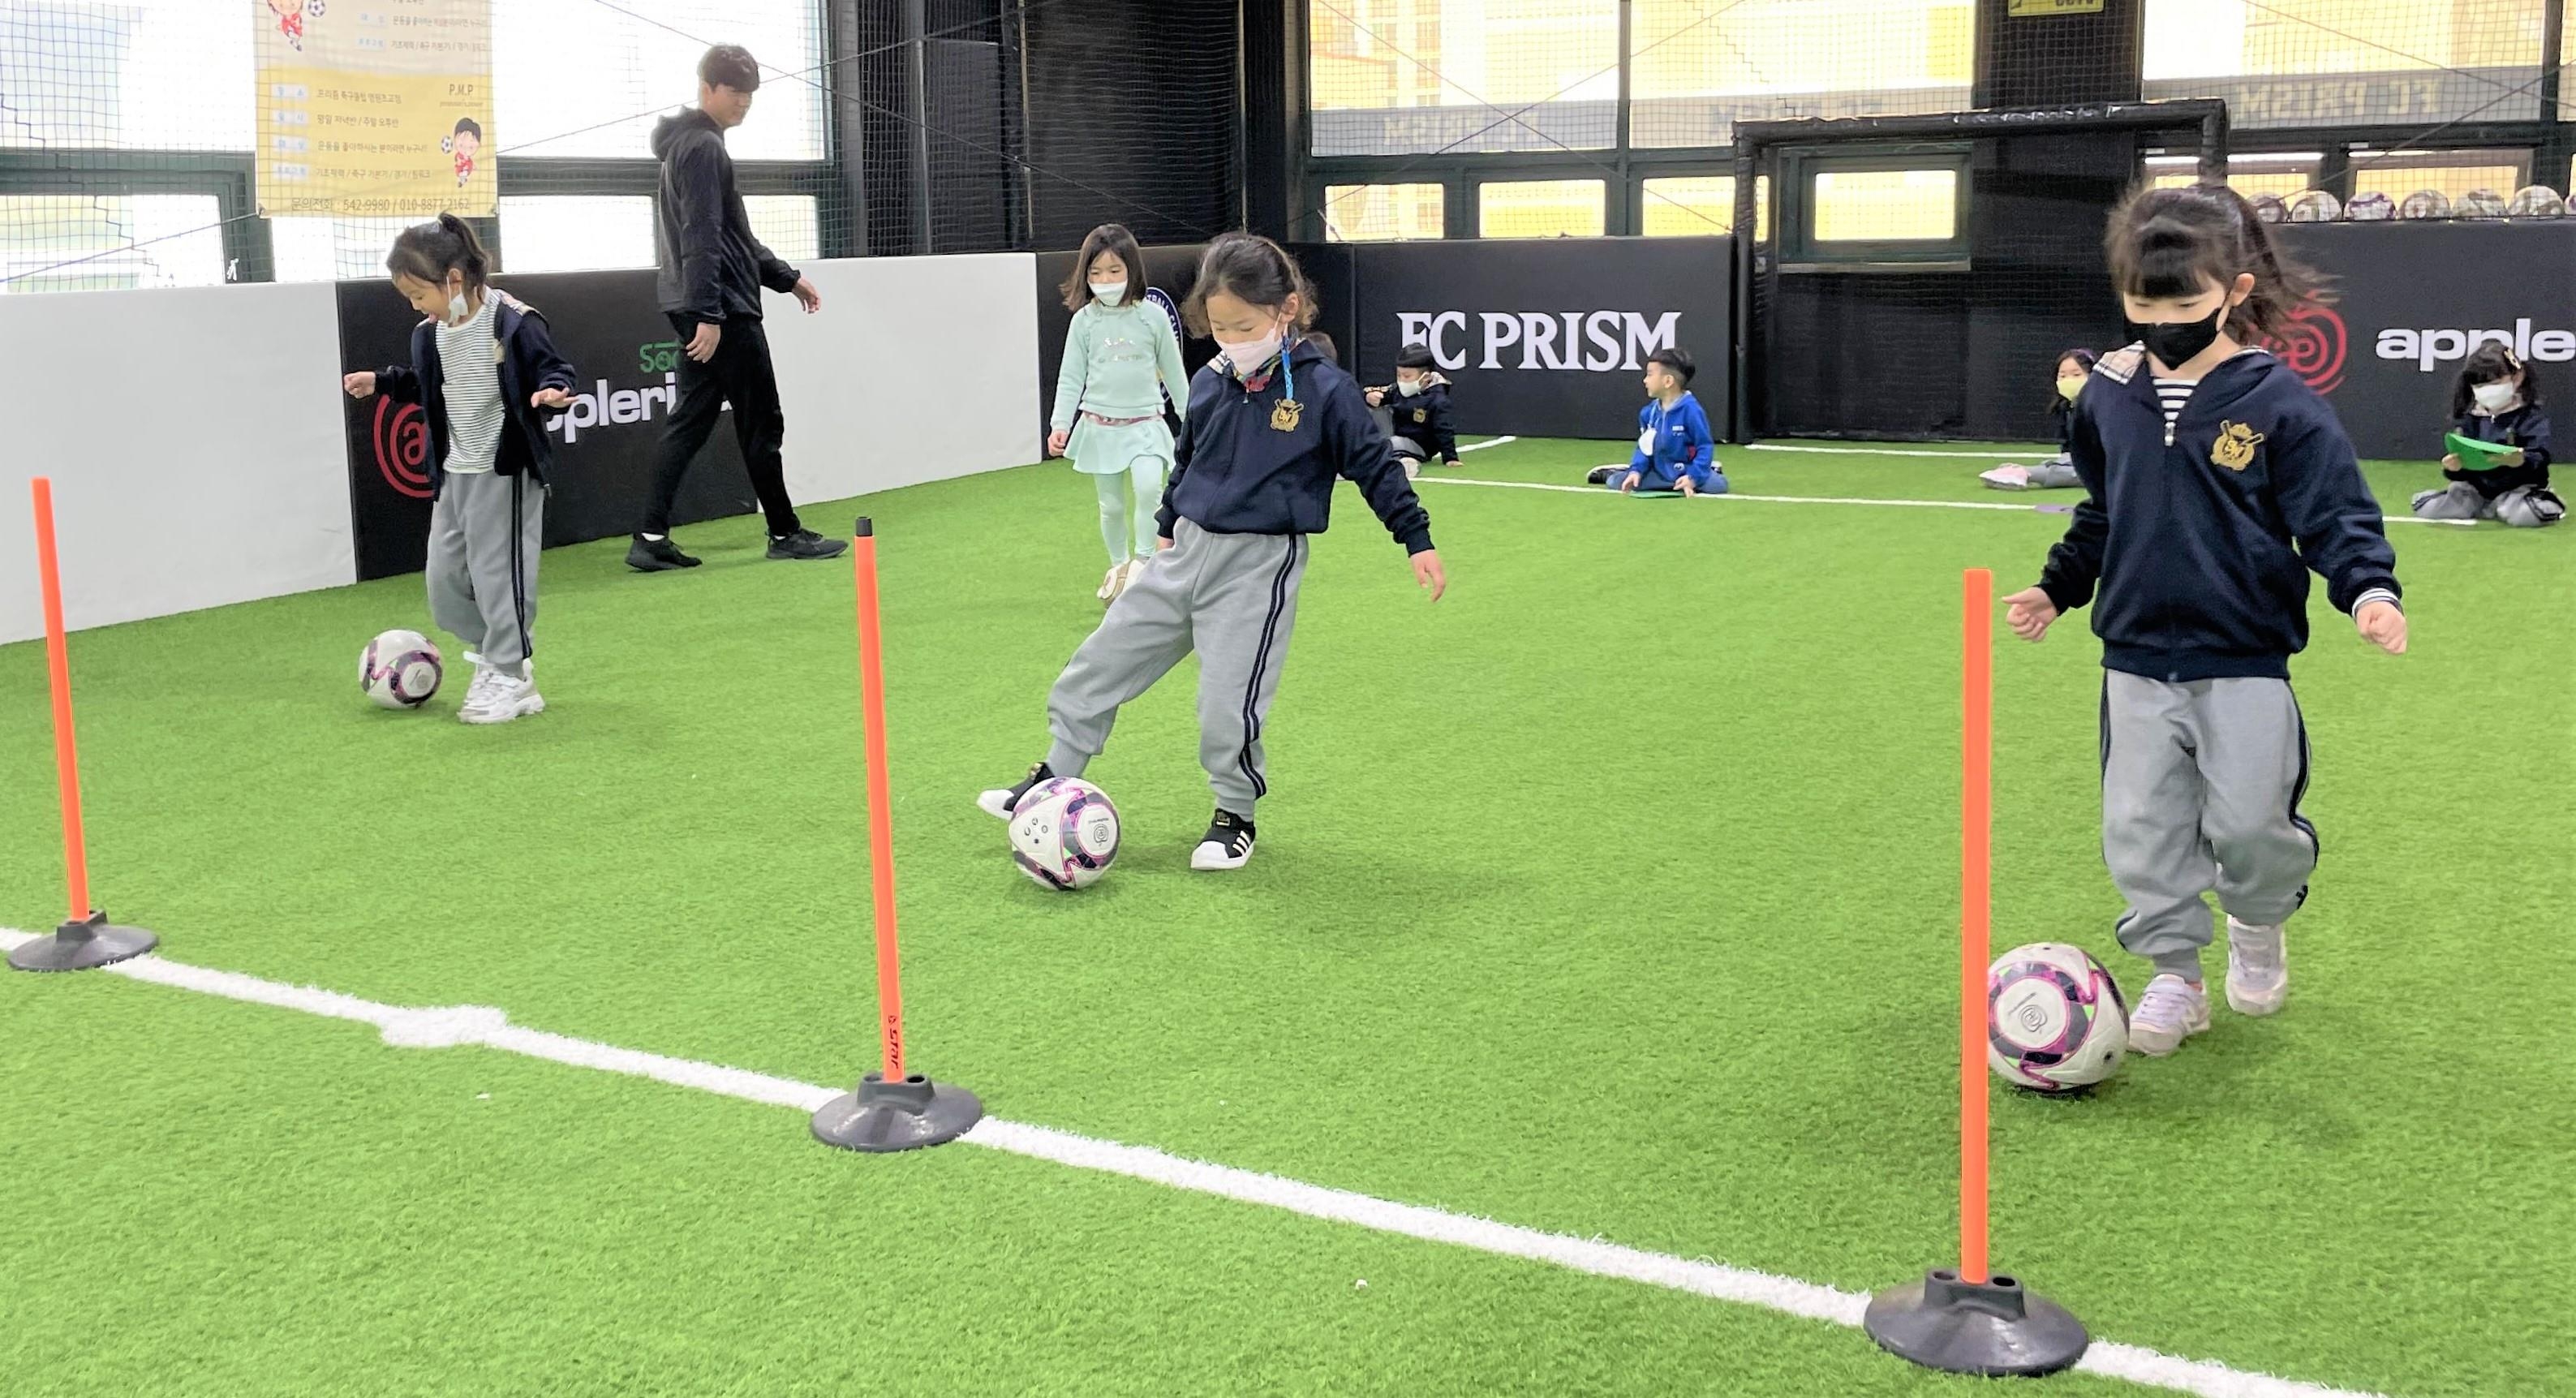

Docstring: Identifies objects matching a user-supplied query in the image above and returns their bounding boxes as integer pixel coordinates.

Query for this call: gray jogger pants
[427,470,544,675]
[1044,518,1306,817]
[2101,671,2317,981]
[2412,480,2566,527]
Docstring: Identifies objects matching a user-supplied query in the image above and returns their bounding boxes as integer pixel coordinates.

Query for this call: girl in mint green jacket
[1048,223,1190,602]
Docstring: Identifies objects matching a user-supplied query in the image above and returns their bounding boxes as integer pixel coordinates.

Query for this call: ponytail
[386,212,492,290]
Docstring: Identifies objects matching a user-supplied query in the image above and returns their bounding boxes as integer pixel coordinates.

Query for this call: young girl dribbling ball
[344,214,577,725]
[985,233,1445,871]
[2414,343,2565,527]
[1049,223,1191,603]
[2003,184,2406,1057]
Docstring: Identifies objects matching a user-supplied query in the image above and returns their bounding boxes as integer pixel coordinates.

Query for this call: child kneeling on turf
[1592,348,1723,494]
[2004,184,2406,1059]
[344,215,576,725]
[1365,342,1460,478]
[980,234,1446,872]
[2413,343,2565,527]
[1981,348,2096,490]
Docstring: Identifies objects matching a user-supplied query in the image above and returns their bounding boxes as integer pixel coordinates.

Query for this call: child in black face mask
[2001,183,2406,1065]
[2413,344,2564,527]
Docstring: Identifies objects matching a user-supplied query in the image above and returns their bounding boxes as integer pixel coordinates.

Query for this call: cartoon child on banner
[267,0,323,51]
[444,118,483,187]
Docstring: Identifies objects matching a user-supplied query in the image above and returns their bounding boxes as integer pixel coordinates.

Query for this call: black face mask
[2127,301,2230,369]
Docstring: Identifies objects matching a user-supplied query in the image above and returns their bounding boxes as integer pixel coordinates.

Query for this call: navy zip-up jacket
[1382,376,1460,462]
[1157,338,1434,555]
[374,290,578,499]
[2446,402,2552,497]
[2037,346,2401,683]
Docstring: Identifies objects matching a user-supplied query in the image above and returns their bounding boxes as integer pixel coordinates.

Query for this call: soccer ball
[1009,778,1121,890]
[2509,185,2566,219]
[2286,189,2341,222]
[2346,191,2395,222]
[1986,943,2128,1094]
[2456,187,2509,220]
[2248,193,2287,224]
[2398,189,2453,220]
[361,629,443,709]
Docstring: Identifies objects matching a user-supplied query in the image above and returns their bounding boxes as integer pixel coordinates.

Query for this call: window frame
[1773,144,1971,272]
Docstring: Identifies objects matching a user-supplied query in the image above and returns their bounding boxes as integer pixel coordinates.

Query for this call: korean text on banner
[255,0,496,218]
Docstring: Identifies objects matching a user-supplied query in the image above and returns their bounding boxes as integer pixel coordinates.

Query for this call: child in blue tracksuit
[978,234,1446,874]
[2004,184,2406,1062]
[1614,347,1725,494]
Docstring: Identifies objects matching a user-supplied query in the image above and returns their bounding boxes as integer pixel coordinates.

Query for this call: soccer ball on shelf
[2346,191,2396,221]
[1009,777,1122,891]
[2456,187,2509,220]
[2286,189,2342,222]
[361,629,443,710]
[2249,194,2287,224]
[2509,185,2567,218]
[1986,943,2129,1095]
[2398,189,2453,220]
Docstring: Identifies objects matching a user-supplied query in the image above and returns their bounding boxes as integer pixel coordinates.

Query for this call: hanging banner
[256,0,496,218]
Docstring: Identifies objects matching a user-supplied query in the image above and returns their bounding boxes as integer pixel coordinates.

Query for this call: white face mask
[1089,282,1126,307]
[1215,329,1284,378]
[2473,381,2518,412]
[1396,377,1421,397]
[2057,376,2086,402]
[447,287,471,325]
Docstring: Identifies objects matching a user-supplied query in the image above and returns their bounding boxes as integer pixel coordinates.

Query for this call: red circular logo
[2262,303,2346,395]
[372,397,431,499]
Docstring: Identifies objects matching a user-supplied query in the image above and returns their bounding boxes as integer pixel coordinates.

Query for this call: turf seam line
[0,927,2389,1398]
[1420,475,2477,527]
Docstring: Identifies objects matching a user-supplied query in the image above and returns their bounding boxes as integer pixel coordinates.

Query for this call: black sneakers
[768,529,850,561]
[977,762,1056,820]
[627,535,702,571]
[1189,809,1256,871]
[1585,466,1619,486]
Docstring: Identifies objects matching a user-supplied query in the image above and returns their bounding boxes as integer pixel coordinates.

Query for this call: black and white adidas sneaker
[1189,809,1256,871]
[977,762,1055,820]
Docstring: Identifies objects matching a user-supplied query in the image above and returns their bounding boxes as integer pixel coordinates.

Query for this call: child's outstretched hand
[1364,388,1384,408]
[1411,548,1446,602]
[2355,599,2407,654]
[531,387,572,410]
[2002,586,2059,642]
[342,372,376,399]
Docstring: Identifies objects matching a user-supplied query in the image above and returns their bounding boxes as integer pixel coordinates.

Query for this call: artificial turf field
[2,437,2569,1398]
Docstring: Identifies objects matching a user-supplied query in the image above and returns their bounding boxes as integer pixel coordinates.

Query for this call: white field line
[1747,442,2043,459]
[0,928,2389,1398]
[1419,474,2475,526]
[1452,435,1517,453]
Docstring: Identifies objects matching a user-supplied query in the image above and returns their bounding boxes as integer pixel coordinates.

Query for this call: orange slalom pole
[32,478,92,924]
[1959,567,1993,1286]
[851,523,908,1083]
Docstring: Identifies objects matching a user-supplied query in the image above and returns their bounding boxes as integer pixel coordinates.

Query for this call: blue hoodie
[1157,338,1434,555]
[1630,390,1717,488]
[2038,346,2401,684]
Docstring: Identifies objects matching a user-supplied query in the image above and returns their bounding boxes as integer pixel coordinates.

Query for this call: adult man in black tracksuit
[630,44,845,571]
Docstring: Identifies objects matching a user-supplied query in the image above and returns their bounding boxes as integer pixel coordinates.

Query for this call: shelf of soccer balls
[2253,185,2566,223]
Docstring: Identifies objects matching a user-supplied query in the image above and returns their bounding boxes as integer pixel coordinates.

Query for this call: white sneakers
[458,653,544,725]
[1096,558,1146,604]
[2225,917,2289,1017]
[2127,974,2211,1057]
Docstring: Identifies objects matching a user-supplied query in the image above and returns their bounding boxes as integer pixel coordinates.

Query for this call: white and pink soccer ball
[1987,942,2129,1094]
[1008,777,1122,891]
[360,629,443,709]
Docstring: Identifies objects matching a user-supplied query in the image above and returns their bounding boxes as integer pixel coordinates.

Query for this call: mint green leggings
[1093,458,1170,565]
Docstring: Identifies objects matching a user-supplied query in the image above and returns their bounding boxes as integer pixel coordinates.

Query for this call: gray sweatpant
[2411,481,2564,527]
[2101,671,2317,982]
[1044,518,1306,817]
[427,470,544,677]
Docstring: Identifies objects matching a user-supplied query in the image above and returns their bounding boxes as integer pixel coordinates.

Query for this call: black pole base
[1864,1268,2089,1377]
[811,1071,983,1153]
[9,911,157,974]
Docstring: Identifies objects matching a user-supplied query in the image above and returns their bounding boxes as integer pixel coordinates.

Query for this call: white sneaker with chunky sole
[2127,974,2211,1057]
[2225,917,2289,1016]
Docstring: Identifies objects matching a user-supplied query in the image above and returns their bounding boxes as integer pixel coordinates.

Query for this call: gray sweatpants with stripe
[1045,518,1306,818]
[427,470,544,677]
[2101,672,2317,982]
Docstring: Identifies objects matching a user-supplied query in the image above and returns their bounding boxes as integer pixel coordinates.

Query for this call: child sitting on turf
[1980,348,2096,490]
[343,214,576,725]
[1048,222,1193,604]
[2412,344,2565,527]
[1593,348,1723,494]
[1364,342,1460,479]
[980,233,1445,873]
[2003,183,2406,1059]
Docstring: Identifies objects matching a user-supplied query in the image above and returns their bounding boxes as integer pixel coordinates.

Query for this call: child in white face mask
[1363,342,1460,478]
[1048,222,1193,601]
[1981,347,2096,490]
[2415,344,2563,527]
